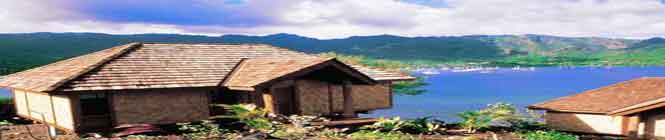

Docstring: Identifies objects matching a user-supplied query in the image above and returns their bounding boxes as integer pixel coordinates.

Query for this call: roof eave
[227,86,255,91]
[376,76,418,82]
[527,106,610,115]
[610,97,665,116]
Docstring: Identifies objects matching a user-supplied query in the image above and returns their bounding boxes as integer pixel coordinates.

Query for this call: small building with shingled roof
[529,77,665,139]
[0,43,414,133]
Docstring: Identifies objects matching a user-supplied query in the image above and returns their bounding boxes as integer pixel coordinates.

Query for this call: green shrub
[316,128,347,139]
[348,130,418,140]
[400,117,444,134]
[516,130,578,140]
[362,117,444,135]
[363,117,405,133]
[480,102,523,123]
[0,120,12,126]
[223,104,267,120]
[177,120,228,138]
[223,104,274,132]
[0,97,11,105]
[457,111,492,133]
[457,102,525,133]
[244,117,273,132]
[510,121,548,132]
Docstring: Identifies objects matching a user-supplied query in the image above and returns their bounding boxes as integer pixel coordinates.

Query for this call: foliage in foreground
[516,130,578,140]
[362,117,445,135]
[348,130,419,140]
[222,104,274,132]
[457,102,525,133]
[0,120,12,126]
[177,120,228,138]
[271,115,332,139]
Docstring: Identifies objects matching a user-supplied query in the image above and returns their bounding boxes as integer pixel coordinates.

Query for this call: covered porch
[218,58,392,117]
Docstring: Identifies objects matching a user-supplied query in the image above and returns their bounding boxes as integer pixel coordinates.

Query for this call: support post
[342,81,356,118]
[48,125,57,138]
[623,115,641,139]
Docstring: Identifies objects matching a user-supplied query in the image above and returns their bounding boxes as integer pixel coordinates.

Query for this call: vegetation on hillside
[1,33,665,76]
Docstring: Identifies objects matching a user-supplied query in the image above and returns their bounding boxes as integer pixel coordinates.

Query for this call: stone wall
[112,88,210,125]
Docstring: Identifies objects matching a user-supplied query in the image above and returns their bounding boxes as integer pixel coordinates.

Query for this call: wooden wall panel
[329,85,344,112]
[25,91,55,124]
[51,95,75,130]
[351,83,391,111]
[12,90,29,117]
[295,80,330,115]
[112,88,210,125]
[545,111,623,135]
[262,93,274,113]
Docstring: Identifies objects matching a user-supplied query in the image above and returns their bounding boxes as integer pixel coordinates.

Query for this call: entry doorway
[273,86,298,115]
[79,93,112,130]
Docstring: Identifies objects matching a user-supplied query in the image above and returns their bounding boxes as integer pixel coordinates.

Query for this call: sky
[1,0,665,39]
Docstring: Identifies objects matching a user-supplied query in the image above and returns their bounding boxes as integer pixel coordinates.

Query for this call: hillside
[0,33,663,75]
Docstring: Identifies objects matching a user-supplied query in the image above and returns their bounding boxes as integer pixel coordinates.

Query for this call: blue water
[365,67,665,122]
[0,88,8,98]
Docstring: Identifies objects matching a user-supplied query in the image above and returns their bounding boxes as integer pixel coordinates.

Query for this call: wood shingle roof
[0,43,414,92]
[222,57,376,91]
[0,43,139,92]
[529,77,665,115]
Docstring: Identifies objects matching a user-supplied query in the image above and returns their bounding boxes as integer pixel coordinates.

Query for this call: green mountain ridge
[0,32,663,75]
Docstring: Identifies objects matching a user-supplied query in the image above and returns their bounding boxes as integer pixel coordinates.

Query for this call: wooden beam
[342,81,356,118]
[327,83,334,115]
[262,92,274,113]
[622,115,641,139]
[48,95,58,127]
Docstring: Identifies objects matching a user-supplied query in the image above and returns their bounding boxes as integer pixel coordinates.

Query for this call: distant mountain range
[0,32,664,75]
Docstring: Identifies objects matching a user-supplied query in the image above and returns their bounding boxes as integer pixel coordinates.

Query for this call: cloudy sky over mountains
[2,0,665,39]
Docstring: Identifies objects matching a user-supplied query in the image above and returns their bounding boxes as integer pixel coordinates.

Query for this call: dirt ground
[0,124,78,140]
[0,124,220,140]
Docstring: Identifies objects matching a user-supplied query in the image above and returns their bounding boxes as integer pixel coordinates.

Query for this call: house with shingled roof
[0,43,414,133]
[529,77,665,139]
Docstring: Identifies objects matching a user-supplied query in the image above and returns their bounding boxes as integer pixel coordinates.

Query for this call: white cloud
[0,0,664,39]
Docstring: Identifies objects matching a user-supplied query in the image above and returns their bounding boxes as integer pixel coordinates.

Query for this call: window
[80,93,110,116]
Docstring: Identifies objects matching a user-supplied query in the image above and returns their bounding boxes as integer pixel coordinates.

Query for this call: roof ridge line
[219,58,249,88]
[47,42,143,92]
